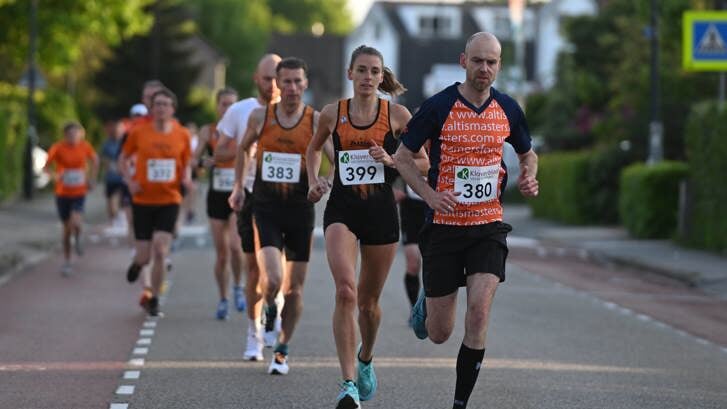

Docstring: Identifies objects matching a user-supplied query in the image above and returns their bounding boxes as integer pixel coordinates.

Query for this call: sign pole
[720,71,726,109]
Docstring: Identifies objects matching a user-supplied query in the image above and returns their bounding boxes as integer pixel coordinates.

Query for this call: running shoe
[357,344,377,401]
[139,287,153,310]
[216,299,229,320]
[263,304,278,347]
[233,286,246,312]
[244,327,264,361]
[60,262,72,277]
[126,262,142,283]
[165,257,173,272]
[147,296,160,317]
[267,352,289,375]
[335,380,361,409]
[411,288,428,340]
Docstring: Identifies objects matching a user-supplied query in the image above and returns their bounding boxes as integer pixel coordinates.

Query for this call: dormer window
[419,15,452,37]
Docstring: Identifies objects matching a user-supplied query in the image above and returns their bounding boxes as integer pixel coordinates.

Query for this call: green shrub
[529,151,592,224]
[619,161,688,238]
[682,102,727,252]
[529,146,633,225]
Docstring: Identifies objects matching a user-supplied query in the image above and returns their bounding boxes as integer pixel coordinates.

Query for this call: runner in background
[194,87,247,320]
[215,53,281,361]
[100,118,131,228]
[120,88,192,316]
[44,122,99,276]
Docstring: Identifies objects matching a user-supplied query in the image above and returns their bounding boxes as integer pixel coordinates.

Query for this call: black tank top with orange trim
[253,103,314,207]
[329,98,399,203]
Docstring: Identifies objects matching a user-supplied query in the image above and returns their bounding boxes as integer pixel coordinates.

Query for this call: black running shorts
[132,203,179,240]
[55,196,85,222]
[399,198,427,245]
[236,190,255,253]
[419,222,512,297]
[253,204,314,262]
[206,189,233,220]
[324,195,399,246]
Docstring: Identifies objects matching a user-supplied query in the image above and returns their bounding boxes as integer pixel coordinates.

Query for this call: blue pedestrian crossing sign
[683,11,727,71]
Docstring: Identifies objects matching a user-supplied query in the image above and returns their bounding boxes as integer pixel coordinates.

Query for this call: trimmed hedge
[619,161,688,238]
[529,151,592,224]
[529,145,633,224]
[682,102,727,252]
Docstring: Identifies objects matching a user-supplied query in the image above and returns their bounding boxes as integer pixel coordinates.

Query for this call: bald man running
[214,53,281,361]
[394,32,539,409]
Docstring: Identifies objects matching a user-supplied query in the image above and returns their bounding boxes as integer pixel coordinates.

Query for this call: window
[419,15,452,37]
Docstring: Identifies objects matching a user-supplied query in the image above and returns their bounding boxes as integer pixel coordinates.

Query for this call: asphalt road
[1,221,727,409]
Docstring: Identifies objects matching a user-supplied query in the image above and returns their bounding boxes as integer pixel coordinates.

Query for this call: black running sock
[404,274,420,306]
[453,344,485,409]
[264,304,277,331]
[126,262,142,283]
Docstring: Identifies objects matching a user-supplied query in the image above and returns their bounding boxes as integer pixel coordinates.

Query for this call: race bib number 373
[338,150,384,186]
[454,165,500,203]
[261,151,301,183]
[147,159,175,183]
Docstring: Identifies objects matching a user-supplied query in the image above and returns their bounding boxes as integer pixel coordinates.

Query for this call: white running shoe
[263,329,278,348]
[267,352,289,375]
[60,262,72,277]
[244,326,264,361]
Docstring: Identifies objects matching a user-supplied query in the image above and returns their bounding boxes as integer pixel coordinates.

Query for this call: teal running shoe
[336,380,360,409]
[357,344,377,401]
[233,286,246,312]
[216,299,229,320]
[411,288,428,339]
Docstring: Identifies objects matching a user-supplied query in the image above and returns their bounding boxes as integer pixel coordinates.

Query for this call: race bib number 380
[147,159,175,183]
[338,150,384,186]
[261,151,301,183]
[454,165,499,203]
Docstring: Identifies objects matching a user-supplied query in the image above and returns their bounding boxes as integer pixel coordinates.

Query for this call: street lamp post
[23,0,39,199]
[647,0,663,165]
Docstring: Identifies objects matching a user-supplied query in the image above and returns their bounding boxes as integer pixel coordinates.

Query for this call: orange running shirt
[400,84,532,226]
[253,104,314,206]
[122,121,191,205]
[46,140,97,198]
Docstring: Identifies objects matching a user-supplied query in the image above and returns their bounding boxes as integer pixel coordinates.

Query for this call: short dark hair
[276,57,308,75]
[63,121,83,134]
[143,79,165,90]
[216,87,238,102]
[151,87,178,108]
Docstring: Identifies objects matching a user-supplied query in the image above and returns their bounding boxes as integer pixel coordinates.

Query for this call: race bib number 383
[454,164,499,203]
[147,159,176,183]
[338,150,384,186]
[261,151,301,183]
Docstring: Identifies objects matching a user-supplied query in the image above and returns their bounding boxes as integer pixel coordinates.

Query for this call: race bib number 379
[212,168,235,192]
[454,164,499,203]
[261,151,301,183]
[338,150,384,186]
[147,159,175,183]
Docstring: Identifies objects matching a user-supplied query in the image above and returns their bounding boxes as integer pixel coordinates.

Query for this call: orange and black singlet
[329,98,399,202]
[252,103,314,207]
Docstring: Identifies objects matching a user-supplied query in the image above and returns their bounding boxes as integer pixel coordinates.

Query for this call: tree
[186,0,353,95]
[0,0,153,82]
[530,0,719,160]
[93,0,203,121]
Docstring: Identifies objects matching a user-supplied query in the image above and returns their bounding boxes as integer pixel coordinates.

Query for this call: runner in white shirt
[214,53,282,361]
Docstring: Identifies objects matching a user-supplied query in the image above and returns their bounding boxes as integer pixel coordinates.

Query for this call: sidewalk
[505,204,727,299]
[0,188,108,285]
